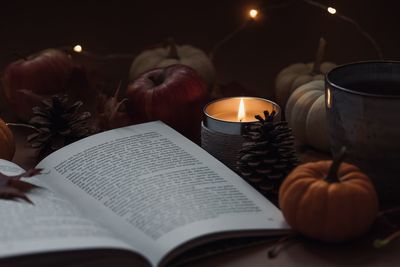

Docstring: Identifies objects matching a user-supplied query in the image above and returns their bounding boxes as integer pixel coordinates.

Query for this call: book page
[36,121,289,266]
[0,159,133,259]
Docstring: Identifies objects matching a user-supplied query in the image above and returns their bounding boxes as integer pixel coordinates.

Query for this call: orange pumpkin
[279,148,379,242]
[0,118,15,160]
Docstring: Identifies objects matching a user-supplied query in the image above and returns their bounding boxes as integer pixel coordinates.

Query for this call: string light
[68,1,382,62]
[249,9,258,19]
[327,7,336,15]
[59,44,135,60]
[210,8,260,60]
[210,0,382,61]
[302,0,383,59]
[73,45,83,53]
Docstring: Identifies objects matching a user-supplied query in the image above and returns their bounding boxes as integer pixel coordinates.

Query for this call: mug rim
[326,60,400,98]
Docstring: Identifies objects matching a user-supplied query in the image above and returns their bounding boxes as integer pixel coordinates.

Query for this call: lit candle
[201,97,281,170]
[203,97,280,135]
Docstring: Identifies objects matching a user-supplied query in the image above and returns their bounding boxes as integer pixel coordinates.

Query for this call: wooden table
[188,236,400,267]
[10,127,400,267]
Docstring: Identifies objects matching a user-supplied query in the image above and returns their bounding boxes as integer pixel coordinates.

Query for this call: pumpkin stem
[325,146,347,183]
[165,38,179,60]
[311,37,326,75]
[6,123,39,132]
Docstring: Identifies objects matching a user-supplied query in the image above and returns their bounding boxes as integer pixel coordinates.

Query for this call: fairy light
[58,44,135,60]
[73,45,83,53]
[327,7,336,15]
[249,9,258,19]
[64,1,382,63]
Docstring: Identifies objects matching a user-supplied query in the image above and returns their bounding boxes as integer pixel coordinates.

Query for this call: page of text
[37,121,289,266]
[0,159,134,259]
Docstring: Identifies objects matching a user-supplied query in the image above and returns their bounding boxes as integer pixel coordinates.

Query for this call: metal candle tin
[201,97,281,171]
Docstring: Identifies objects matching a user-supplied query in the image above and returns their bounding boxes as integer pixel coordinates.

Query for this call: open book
[0,121,290,267]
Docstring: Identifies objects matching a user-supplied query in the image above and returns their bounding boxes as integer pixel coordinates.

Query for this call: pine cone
[27,95,93,157]
[237,110,299,202]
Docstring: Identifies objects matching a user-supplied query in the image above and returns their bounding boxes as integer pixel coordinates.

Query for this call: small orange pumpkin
[279,148,379,242]
[0,118,15,160]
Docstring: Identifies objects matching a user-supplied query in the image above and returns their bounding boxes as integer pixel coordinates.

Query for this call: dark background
[1,0,399,98]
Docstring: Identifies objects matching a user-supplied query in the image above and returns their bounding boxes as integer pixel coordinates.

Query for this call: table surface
[10,128,400,267]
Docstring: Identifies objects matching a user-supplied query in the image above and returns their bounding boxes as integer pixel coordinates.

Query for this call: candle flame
[238,98,246,122]
[249,9,258,19]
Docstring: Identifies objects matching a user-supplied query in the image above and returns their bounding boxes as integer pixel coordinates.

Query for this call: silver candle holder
[201,97,281,171]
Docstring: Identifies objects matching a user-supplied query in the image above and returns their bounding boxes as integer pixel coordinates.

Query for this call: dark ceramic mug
[326,61,400,204]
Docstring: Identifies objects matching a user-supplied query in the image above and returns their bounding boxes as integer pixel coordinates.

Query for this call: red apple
[2,49,74,121]
[126,64,208,142]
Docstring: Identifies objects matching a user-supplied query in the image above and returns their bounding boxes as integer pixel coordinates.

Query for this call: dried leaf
[96,82,131,130]
[0,186,33,204]
[8,180,39,192]
[14,168,43,179]
[0,168,43,204]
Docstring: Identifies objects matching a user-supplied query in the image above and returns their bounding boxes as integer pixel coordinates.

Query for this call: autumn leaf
[96,82,131,130]
[0,168,43,204]
[0,187,33,204]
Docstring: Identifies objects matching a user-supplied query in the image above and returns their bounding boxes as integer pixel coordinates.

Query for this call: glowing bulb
[249,9,258,19]
[238,98,246,122]
[327,7,336,14]
[73,45,83,53]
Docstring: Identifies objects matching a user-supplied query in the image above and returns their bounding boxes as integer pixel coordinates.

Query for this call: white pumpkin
[129,42,215,88]
[285,80,330,152]
[275,61,336,108]
[275,38,336,108]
